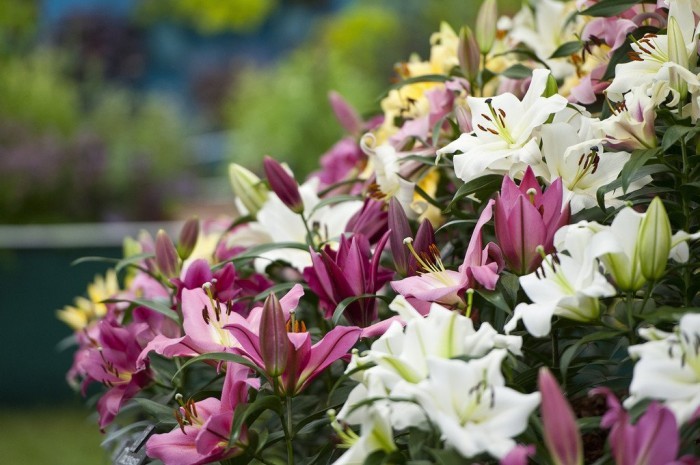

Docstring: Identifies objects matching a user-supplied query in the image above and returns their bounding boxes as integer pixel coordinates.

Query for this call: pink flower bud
[155,229,180,279]
[329,91,362,135]
[177,217,199,260]
[263,156,304,214]
[458,26,481,82]
[538,368,582,465]
[259,293,289,377]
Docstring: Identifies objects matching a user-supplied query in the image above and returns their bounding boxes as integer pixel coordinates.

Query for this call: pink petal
[297,326,361,391]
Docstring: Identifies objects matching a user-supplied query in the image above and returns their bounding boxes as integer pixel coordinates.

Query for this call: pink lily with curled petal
[146,363,253,465]
[390,199,504,308]
[138,284,304,367]
[227,316,361,397]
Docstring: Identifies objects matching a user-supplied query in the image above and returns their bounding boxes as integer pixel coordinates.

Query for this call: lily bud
[328,91,362,135]
[543,73,559,98]
[538,368,583,465]
[155,229,180,279]
[458,26,481,82]
[388,197,412,276]
[259,293,289,377]
[475,0,497,54]
[263,156,304,214]
[177,217,199,260]
[228,163,268,216]
[667,17,689,101]
[637,197,672,281]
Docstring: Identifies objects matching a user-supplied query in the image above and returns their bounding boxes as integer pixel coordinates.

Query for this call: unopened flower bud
[476,0,498,55]
[638,197,672,281]
[259,293,289,377]
[543,73,559,98]
[263,156,304,214]
[177,217,199,260]
[228,163,268,216]
[458,26,481,82]
[155,229,180,279]
[329,91,362,135]
[538,368,583,465]
[667,17,689,101]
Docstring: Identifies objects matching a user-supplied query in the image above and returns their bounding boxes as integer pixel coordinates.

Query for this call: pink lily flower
[592,388,693,465]
[146,363,253,465]
[138,284,304,367]
[303,232,393,328]
[538,368,582,465]
[494,166,570,275]
[391,199,504,308]
[78,319,152,429]
[227,317,361,397]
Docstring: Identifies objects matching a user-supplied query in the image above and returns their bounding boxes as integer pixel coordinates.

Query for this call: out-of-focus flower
[495,166,570,275]
[438,69,568,183]
[538,368,582,465]
[156,229,181,279]
[594,387,685,465]
[57,269,120,331]
[475,0,498,54]
[177,217,200,261]
[228,163,268,216]
[625,314,700,424]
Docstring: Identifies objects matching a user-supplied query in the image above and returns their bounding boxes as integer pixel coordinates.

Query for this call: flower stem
[626,291,637,344]
[551,329,559,367]
[681,142,691,306]
[284,396,295,465]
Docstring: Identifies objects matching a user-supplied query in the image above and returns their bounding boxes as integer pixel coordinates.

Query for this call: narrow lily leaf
[579,0,647,17]
[447,174,503,209]
[228,396,282,445]
[550,41,583,58]
[104,298,179,323]
[307,194,362,217]
[332,294,392,325]
[596,164,667,210]
[115,252,154,273]
[560,330,622,380]
[172,352,267,380]
[131,398,178,420]
[253,282,307,302]
[620,148,661,192]
[662,125,700,151]
[501,63,533,80]
[214,242,309,269]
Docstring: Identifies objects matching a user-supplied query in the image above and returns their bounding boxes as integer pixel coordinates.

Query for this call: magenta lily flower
[78,319,152,429]
[391,199,504,308]
[345,198,389,245]
[303,232,393,328]
[146,363,252,465]
[495,166,570,275]
[227,320,361,397]
[592,388,687,465]
[538,368,582,465]
[138,285,304,367]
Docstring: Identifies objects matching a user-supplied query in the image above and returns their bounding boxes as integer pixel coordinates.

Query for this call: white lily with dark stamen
[437,69,568,183]
[505,246,616,338]
[410,350,540,459]
[540,120,649,213]
[626,314,700,424]
[606,0,698,102]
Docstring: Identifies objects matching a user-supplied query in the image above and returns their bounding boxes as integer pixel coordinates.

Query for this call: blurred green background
[0,0,518,462]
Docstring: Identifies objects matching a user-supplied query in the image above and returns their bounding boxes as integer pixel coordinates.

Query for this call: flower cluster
[61,0,700,463]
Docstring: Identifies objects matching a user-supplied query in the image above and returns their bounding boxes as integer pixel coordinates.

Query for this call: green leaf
[447,174,503,210]
[173,352,267,380]
[332,294,393,325]
[307,194,363,217]
[579,0,648,17]
[475,289,512,315]
[559,330,623,380]
[252,282,306,302]
[228,395,282,445]
[105,298,179,323]
[131,398,176,420]
[115,252,154,273]
[596,164,667,210]
[215,241,310,269]
[550,40,583,58]
[501,63,533,80]
[71,256,121,266]
[662,125,700,151]
[619,148,661,192]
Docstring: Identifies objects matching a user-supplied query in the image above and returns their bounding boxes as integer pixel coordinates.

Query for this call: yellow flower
[57,269,120,331]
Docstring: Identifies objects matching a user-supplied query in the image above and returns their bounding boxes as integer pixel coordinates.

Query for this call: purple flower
[303,232,393,327]
[345,198,389,245]
[263,155,303,213]
[495,166,570,275]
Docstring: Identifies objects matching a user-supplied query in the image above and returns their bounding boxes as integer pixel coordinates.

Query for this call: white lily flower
[505,251,615,337]
[437,68,568,183]
[254,178,363,271]
[625,314,700,424]
[540,120,650,213]
[331,409,397,465]
[412,351,540,459]
[507,0,582,79]
[606,0,698,102]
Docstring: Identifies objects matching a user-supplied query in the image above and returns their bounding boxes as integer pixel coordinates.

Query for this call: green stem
[681,142,691,306]
[253,454,276,465]
[551,329,559,367]
[284,396,295,465]
[626,291,637,344]
[299,212,317,251]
